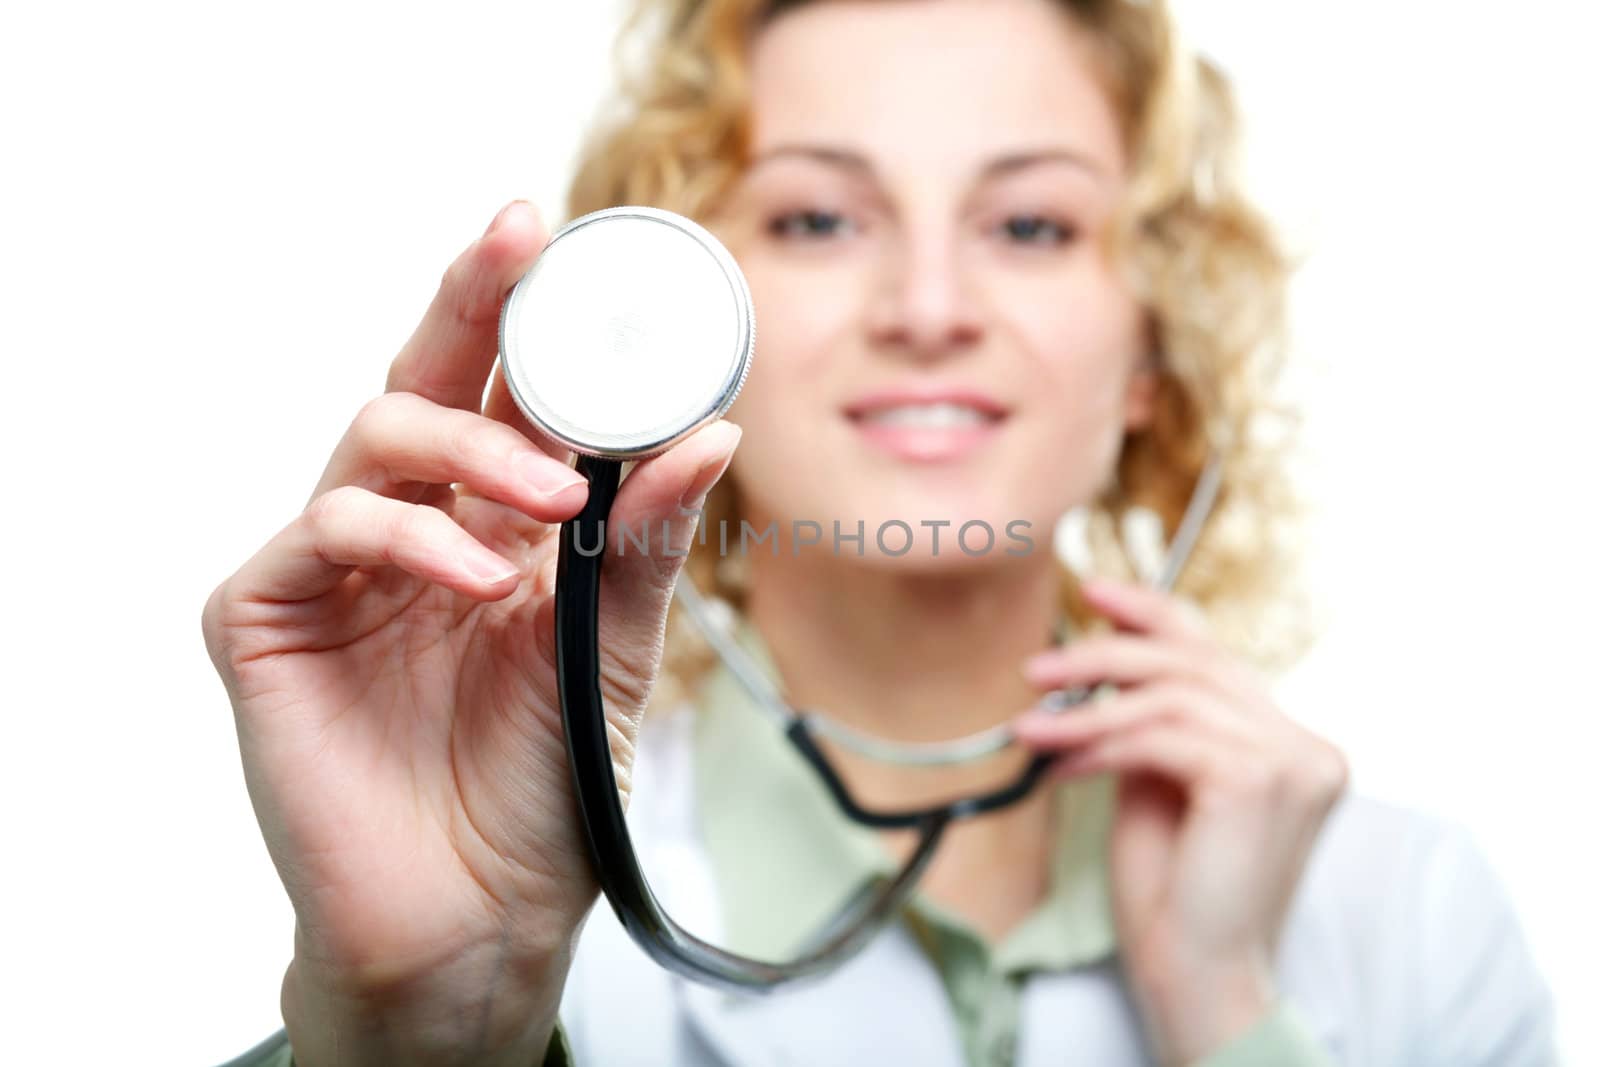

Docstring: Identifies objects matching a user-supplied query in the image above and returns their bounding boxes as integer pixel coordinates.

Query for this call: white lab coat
[559,711,1559,1066]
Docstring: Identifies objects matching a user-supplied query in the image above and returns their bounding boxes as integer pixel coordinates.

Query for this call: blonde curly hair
[562,0,1311,706]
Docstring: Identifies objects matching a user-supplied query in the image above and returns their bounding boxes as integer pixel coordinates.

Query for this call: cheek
[1017,264,1143,405]
[731,260,851,427]
[745,254,867,348]
[997,270,1147,490]
[721,259,863,512]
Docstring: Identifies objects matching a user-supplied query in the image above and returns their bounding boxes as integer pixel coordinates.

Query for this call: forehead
[746,0,1127,183]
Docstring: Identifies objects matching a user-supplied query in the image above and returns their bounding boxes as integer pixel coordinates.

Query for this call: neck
[743,541,1062,805]
[737,527,1071,945]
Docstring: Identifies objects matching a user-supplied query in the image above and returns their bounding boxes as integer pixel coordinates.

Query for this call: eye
[768,209,855,241]
[999,214,1078,246]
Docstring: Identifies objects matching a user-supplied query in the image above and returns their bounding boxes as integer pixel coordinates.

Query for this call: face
[707,0,1154,570]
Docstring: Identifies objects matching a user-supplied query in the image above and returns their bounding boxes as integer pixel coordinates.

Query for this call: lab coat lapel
[1015,962,1151,1066]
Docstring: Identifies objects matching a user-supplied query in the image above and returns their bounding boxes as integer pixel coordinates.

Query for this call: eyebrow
[744,143,1108,183]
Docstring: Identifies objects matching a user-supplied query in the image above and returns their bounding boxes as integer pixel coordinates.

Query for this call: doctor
[206,0,1556,1064]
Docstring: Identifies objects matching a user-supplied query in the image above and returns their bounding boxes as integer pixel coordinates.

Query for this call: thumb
[591,420,742,709]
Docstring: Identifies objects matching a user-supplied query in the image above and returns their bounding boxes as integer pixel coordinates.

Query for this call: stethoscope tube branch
[784,719,1058,828]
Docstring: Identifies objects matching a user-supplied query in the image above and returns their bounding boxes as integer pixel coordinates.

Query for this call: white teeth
[858,402,992,429]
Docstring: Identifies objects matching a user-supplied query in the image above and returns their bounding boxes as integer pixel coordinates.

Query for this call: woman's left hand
[1013,577,1348,1067]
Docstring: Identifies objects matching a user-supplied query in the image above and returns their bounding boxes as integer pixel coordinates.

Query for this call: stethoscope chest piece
[498,205,755,459]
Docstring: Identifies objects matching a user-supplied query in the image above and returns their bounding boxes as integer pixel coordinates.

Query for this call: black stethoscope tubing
[556,455,991,992]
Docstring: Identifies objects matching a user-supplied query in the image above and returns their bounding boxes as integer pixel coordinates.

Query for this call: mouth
[843,390,1009,462]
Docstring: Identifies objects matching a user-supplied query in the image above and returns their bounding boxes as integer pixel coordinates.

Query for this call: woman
[208,0,1556,1064]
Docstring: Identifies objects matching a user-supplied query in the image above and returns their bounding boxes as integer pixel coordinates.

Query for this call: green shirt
[224,619,1333,1067]
[693,622,1118,1065]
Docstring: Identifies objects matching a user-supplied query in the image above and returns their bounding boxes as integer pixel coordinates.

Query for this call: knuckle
[348,397,390,451]
[440,417,505,476]
[390,500,444,549]
[350,391,416,444]
[1231,758,1283,799]
[200,579,233,660]
[440,248,473,296]
[1138,682,1188,721]
[304,484,364,534]
[1057,637,1112,674]
[200,572,274,678]
[1073,637,1112,666]
[440,247,495,326]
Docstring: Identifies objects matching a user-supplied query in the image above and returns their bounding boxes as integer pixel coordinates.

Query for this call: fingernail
[520,453,587,499]
[462,548,520,584]
[679,424,741,510]
[484,199,529,237]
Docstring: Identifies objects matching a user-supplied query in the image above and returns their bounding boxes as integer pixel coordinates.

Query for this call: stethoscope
[497,205,1222,993]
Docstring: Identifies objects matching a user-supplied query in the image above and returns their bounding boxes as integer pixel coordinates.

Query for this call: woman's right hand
[202,201,740,1067]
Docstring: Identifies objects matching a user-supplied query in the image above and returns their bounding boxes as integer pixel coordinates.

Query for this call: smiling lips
[844,388,1009,462]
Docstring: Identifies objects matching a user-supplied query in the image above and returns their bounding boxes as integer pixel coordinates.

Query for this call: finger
[1079,576,1214,646]
[588,420,742,709]
[482,362,570,464]
[1021,634,1219,694]
[312,391,587,521]
[385,200,548,413]
[1014,680,1243,749]
[1051,719,1237,786]
[233,485,524,604]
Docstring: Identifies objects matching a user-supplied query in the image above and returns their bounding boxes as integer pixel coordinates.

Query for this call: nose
[864,226,984,363]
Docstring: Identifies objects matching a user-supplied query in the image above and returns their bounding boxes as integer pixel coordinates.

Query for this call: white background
[2,1,1595,1062]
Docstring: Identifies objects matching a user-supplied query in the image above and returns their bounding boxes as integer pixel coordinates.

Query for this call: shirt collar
[691,614,1117,973]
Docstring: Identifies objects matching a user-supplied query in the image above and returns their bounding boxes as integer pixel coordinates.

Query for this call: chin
[731,466,1062,574]
[844,537,1044,576]
[789,493,1049,572]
